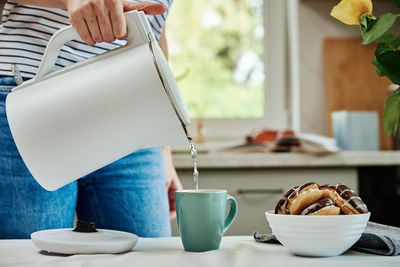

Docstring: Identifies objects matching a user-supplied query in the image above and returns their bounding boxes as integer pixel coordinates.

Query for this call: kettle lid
[31,222,138,254]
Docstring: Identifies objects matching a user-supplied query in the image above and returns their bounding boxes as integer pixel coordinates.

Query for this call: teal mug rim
[175,189,227,194]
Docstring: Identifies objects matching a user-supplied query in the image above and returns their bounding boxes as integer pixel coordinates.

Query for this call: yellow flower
[331,0,373,25]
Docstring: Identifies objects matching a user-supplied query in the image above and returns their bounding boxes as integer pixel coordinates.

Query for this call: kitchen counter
[172,151,400,169]
[0,237,398,267]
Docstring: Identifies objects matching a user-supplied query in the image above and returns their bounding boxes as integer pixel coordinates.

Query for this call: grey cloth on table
[352,222,400,256]
[254,222,400,256]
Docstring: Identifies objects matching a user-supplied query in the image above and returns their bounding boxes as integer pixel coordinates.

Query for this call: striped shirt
[0,0,171,79]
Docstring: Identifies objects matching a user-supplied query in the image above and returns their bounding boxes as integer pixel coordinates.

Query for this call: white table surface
[0,236,399,267]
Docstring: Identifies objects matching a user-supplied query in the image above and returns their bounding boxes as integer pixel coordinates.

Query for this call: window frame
[178,0,297,142]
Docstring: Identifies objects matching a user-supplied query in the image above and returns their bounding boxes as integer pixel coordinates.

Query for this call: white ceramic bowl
[265,211,370,257]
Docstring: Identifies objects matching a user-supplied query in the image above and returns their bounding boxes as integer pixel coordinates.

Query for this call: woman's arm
[162,145,183,219]
[11,0,165,46]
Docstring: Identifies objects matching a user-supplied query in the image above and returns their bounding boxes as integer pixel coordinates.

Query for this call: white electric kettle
[5,10,190,191]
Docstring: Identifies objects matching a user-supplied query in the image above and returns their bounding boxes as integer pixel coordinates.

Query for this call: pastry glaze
[285,182,326,215]
[320,184,368,214]
[300,198,340,215]
[275,186,298,214]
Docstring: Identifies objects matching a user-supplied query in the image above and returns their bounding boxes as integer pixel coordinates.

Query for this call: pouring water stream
[187,136,199,191]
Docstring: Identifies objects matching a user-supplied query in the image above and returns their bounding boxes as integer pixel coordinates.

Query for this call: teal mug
[175,189,238,252]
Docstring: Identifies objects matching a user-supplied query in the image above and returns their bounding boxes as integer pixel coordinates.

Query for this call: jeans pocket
[0,86,12,94]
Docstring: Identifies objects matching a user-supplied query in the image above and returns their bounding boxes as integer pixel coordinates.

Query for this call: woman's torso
[0,0,168,79]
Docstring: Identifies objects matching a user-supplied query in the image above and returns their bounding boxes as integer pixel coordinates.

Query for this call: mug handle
[223,195,238,234]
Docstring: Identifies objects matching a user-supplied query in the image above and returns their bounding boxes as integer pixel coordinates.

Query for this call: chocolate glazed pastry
[320,184,368,214]
[285,182,326,215]
[300,198,340,215]
[275,186,299,214]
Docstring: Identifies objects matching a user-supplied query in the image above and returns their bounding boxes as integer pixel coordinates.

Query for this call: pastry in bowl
[320,184,368,214]
[266,182,370,257]
[275,182,368,215]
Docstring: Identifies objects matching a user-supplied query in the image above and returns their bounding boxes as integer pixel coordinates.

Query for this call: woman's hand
[162,146,183,219]
[63,0,166,45]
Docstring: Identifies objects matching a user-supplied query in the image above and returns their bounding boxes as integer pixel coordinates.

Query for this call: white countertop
[1,237,398,267]
[172,151,400,169]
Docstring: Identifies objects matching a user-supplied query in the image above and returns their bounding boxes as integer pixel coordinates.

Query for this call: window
[166,0,296,141]
[167,0,264,119]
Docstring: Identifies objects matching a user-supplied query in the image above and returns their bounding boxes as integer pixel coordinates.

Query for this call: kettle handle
[34,10,154,81]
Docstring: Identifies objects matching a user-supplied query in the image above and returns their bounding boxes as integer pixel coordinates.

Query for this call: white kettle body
[5,11,190,191]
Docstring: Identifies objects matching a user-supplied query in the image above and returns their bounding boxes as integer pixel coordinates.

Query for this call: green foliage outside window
[166,0,265,119]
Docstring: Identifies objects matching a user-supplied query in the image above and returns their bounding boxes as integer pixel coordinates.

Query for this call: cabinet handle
[236,189,284,195]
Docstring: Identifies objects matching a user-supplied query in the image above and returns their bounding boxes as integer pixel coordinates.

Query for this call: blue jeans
[0,77,171,238]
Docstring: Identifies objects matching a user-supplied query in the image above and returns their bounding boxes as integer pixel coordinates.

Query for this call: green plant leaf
[362,13,398,45]
[375,32,395,44]
[375,43,392,57]
[375,34,399,57]
[384,88,400,135]
[371,58,386,77]
[392,0,400,8]
[376,50,400,85]
[359,13,376,36]
[393,37,400,48]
